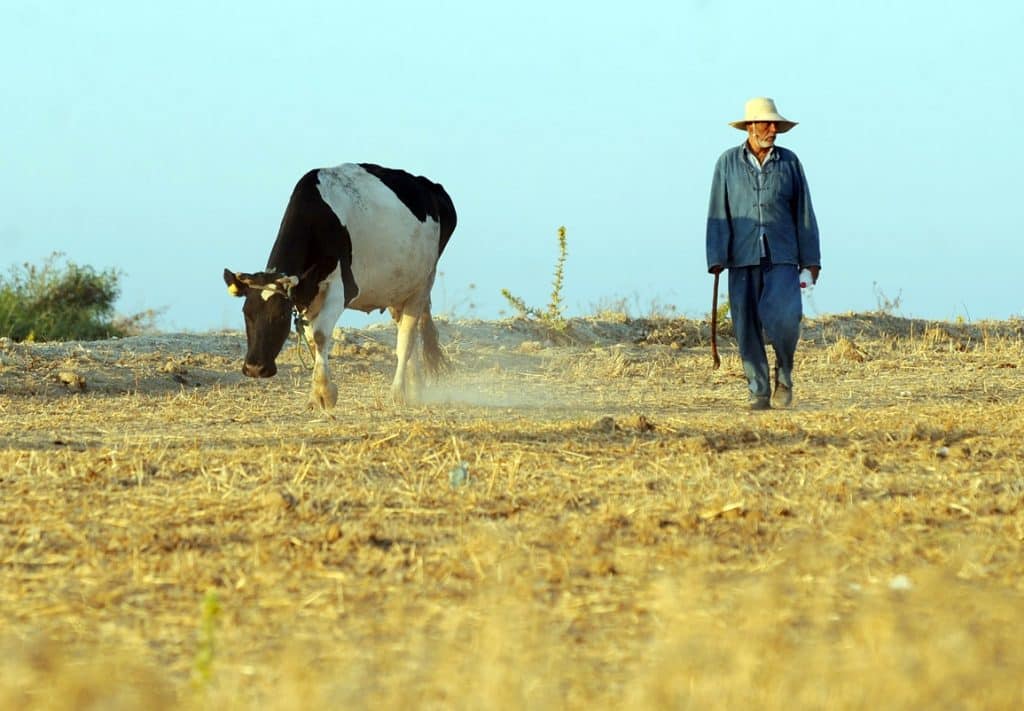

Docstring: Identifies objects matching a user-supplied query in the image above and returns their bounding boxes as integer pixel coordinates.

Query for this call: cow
[223,163,457,409]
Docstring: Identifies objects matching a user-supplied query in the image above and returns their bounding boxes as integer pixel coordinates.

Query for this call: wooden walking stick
[710,271,721,369]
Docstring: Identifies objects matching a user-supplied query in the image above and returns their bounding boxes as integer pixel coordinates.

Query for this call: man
[706,97,821,410]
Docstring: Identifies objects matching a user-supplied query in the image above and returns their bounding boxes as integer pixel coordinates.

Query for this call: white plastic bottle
[799,268,817,315]
[799,268,814,291]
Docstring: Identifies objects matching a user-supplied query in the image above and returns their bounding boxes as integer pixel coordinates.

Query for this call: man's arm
[706,156,731,273]
[793,158,821,276]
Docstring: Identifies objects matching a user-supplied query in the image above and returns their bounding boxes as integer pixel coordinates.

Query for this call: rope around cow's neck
[292,308,316,370]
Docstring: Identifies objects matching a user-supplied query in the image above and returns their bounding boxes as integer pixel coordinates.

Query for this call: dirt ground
[1,313,1023,709]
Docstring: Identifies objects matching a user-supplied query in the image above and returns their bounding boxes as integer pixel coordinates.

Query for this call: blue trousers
[727,260,802,399]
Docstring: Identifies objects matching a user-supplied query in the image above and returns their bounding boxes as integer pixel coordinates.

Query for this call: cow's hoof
[309,383,338,410]
[390,385,408,406]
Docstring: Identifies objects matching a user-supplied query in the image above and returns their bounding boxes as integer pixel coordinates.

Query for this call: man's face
[747,121,778,150]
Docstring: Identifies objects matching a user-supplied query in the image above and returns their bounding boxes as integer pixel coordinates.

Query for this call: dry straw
[1,314,1023,709]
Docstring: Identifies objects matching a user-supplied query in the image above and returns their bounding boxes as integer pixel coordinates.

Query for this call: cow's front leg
[308,329,338,410]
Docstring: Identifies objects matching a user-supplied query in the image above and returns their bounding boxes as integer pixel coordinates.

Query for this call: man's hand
[709,265,724,275]
[806,266,821,284]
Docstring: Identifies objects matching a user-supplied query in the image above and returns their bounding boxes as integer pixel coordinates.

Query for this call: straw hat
[729,97,797,133]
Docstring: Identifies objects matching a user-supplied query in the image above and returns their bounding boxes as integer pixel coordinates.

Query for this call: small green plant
[191,589,221,689]
[501,226,569,333]
[716,294,731,328]
[0,253,157,341]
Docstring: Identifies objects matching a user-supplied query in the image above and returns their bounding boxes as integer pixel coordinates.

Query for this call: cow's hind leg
[391,308,421,404]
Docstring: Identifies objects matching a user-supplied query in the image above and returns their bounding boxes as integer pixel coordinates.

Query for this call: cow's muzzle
[242,362,277,378]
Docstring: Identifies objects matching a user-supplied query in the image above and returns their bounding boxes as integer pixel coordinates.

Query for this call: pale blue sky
[3,1,1021,331]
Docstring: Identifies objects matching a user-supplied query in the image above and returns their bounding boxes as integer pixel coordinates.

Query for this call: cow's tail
[419,309,449,377]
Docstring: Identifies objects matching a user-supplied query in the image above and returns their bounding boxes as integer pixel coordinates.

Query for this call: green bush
[0,253,153,342]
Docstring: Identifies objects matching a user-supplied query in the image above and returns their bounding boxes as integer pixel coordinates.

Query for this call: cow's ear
[224,268,248,297]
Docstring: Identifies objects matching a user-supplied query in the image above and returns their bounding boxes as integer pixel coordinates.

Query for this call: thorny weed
[502,226,570,336]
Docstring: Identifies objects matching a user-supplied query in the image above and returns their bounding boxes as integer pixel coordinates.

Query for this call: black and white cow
[223,163,457,408]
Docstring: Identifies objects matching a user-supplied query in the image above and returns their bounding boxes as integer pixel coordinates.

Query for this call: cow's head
[223,268,299,378]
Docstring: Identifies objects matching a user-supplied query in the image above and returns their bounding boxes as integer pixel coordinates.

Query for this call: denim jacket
[706,143,820,272]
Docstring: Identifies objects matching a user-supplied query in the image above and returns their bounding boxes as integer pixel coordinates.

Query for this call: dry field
[1,313,1023,709]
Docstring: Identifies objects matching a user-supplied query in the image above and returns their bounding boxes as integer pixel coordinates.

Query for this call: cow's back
[357,163,457,254]
[313,164,451,313]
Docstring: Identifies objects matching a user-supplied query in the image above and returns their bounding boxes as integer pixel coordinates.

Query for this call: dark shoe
[772,382,793,408]
[750,395,771,411]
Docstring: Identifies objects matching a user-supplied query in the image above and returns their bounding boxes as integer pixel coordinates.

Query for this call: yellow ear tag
[227,283,241,296]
